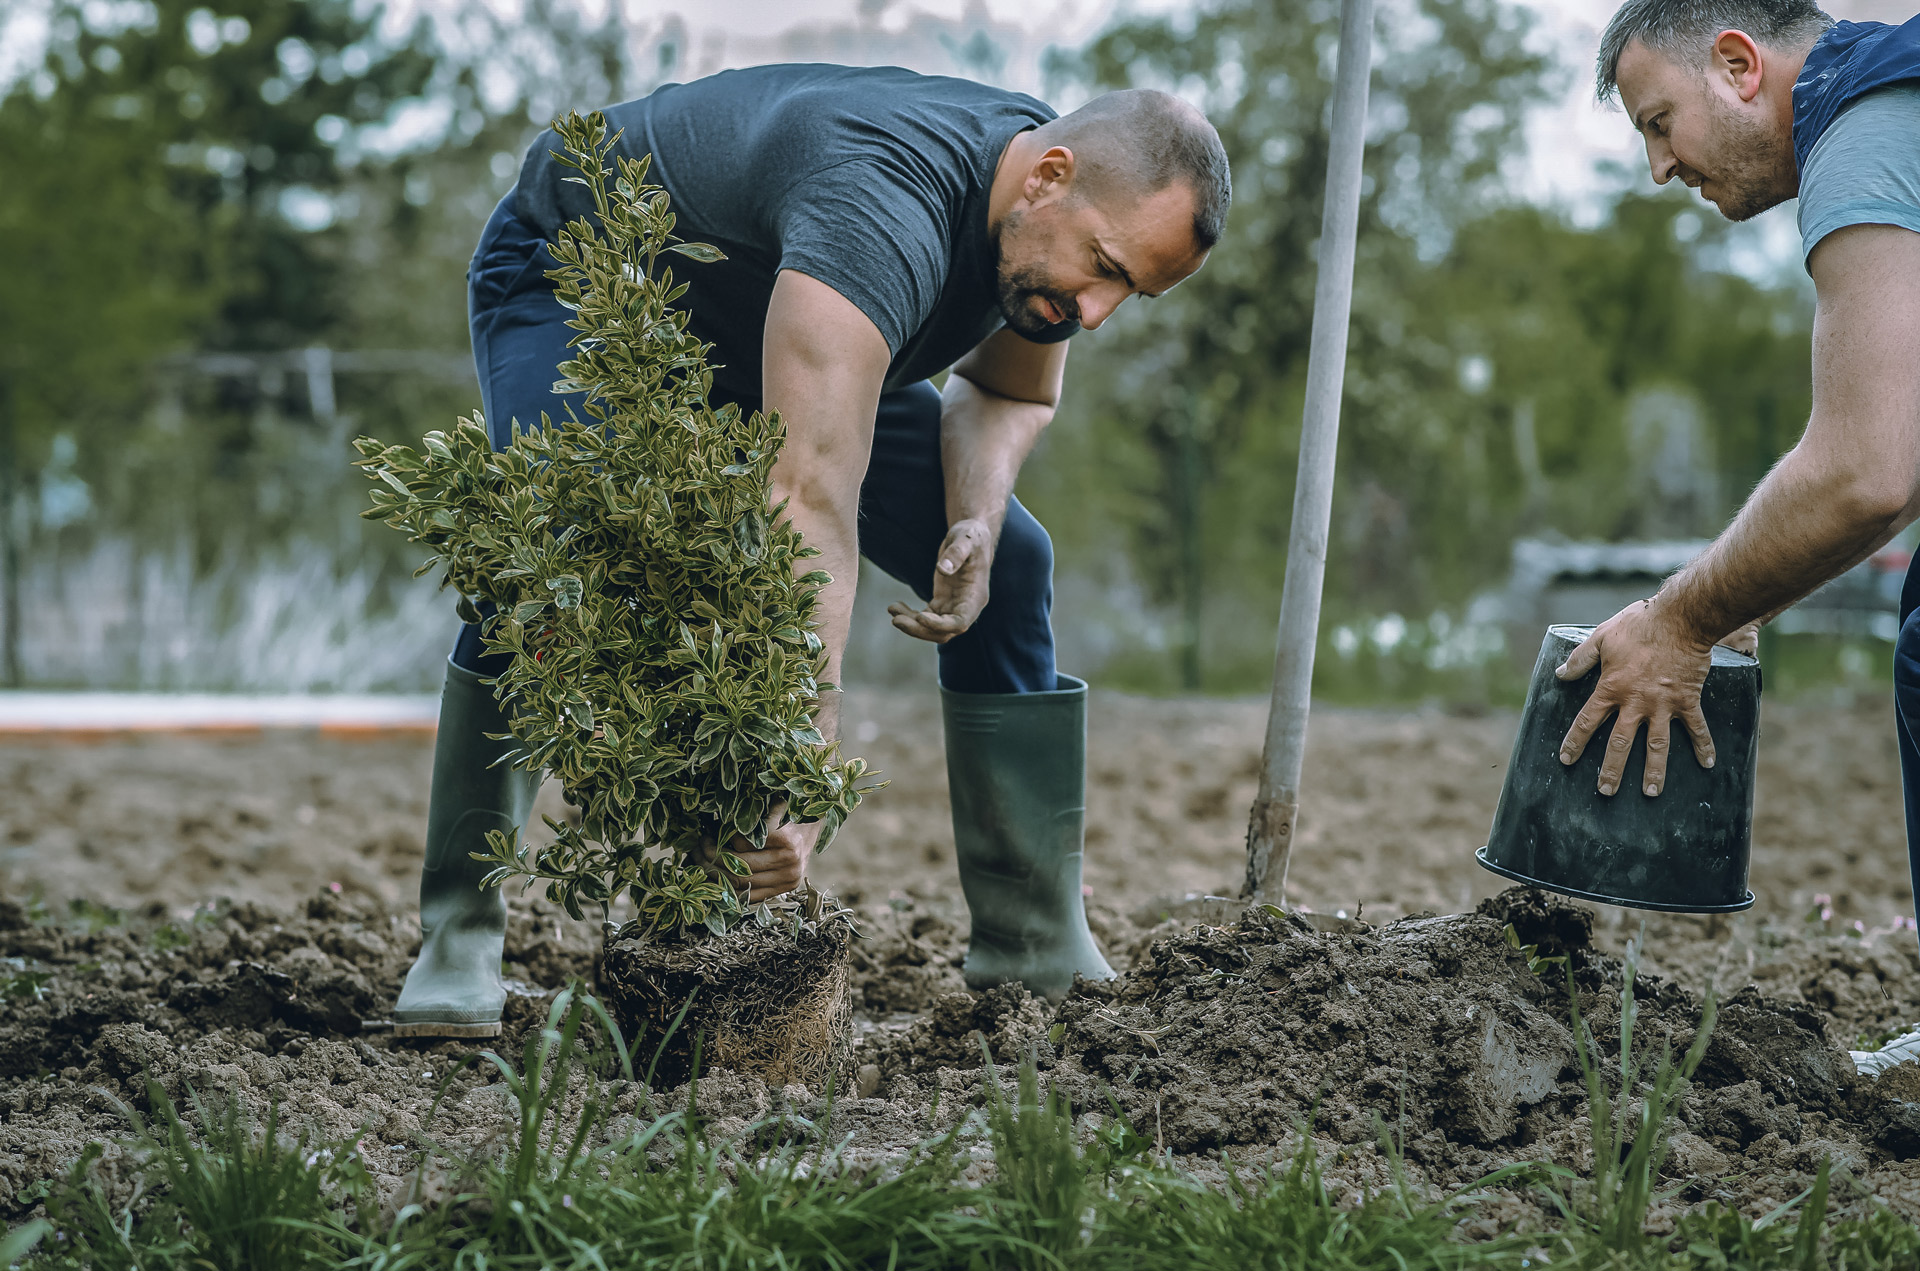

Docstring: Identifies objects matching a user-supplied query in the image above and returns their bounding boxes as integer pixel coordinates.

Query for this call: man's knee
[992,507,1054,603]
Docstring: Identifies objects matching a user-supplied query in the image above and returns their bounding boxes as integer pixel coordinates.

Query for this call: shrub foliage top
[354,112,872,936]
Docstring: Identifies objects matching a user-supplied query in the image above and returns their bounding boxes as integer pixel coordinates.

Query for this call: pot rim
[1476,847,1756,914]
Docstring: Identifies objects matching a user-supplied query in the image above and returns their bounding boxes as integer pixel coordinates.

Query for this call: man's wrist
[812,686,843,744]
[1645,586,1719,654]
[948,513,999,544]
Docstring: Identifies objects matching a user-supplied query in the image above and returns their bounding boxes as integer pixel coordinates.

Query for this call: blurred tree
[0,0,649,687]
[0,0,444,680]
[1043,0,1555,689]
[1034,0,1811,692]
[1341,192,1809,621]
[0,24,213,683]
[52,0,441,350]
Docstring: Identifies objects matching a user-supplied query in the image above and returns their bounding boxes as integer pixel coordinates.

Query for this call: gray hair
[1041,89,1233,251]
[1596,0,1832,101]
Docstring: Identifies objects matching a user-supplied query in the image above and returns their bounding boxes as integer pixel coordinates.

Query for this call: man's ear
[1712,28,1766,102]
[1024,145,1075,204]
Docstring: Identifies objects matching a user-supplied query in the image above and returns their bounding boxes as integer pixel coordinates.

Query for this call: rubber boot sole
[392,1019,503,1039]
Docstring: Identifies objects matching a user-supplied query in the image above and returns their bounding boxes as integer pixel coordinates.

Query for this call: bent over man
[391,64,1230,1037]
[1564,2,1920,1073]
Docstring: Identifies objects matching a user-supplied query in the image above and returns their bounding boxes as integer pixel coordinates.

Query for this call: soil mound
[856,889,1918,1201]
[0,886,598,1217]
[5,880,1920,1228]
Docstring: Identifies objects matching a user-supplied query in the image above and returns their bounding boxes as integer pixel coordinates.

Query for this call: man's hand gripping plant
[355,111,874,939]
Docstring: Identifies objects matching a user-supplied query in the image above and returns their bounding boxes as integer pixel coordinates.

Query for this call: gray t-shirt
[513,64,1077,406]
[1798,83,1920,267]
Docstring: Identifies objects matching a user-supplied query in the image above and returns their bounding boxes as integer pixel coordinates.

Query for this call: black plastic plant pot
[1477,624,1759,913]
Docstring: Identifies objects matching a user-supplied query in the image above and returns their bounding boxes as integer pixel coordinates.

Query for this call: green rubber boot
[392,658,542,1038]
[943,674,1115,1000]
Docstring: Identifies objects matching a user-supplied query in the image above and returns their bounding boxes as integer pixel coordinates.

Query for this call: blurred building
[1492,537,1906,672]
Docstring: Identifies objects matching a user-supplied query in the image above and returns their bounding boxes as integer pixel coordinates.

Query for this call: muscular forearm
[941,372,1053,537]
[1747,523,1907,630]
[1662,227,1920,646]
[771,487,858,741]
[1661,436,1914,646]
[761,271,889,744]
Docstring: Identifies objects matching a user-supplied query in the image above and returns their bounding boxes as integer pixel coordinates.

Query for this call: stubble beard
[1702,95,1798,223]
[991,210,1079,337]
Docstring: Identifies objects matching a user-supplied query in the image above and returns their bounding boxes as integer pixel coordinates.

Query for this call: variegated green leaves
[353,111,874,936]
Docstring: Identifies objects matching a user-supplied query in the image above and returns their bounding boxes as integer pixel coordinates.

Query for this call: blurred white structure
[1492,537,1906,671]
[18,538,454,693]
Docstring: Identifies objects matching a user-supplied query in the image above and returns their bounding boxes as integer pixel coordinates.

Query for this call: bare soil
[2,688,1917,1229]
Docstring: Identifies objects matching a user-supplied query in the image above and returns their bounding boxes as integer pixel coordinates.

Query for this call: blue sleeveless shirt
[1793,15,1920,171]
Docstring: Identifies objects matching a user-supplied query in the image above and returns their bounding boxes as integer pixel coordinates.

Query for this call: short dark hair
[1596,0,1832,101]
[1040,89,1232,251]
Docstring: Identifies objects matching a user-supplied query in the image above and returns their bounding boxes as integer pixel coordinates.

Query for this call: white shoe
[1850,1026,1920,1078]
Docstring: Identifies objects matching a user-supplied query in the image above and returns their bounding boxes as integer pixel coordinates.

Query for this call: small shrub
[355,111,873,937]
[148,923,191,953]
[64,899,123,933]
[0,961,52,1002]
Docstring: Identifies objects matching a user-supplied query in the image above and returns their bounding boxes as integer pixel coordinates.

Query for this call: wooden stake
[1244,0,1375,902]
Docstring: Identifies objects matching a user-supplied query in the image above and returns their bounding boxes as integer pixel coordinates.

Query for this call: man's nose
[1647,138,1678,186]
[1075,284,1128,331]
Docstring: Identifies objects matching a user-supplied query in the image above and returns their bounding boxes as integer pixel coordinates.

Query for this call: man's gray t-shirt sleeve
[775,161,951,357]
[1798,83,1920,268]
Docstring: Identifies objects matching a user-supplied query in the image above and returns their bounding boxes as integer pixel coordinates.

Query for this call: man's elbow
[952,366,1059,412]
[1835,467,1916,531]
[772,449,862,529]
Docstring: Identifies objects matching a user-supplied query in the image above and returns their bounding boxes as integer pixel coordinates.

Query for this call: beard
[991,209,1080,337]
[1697,96,1797,222]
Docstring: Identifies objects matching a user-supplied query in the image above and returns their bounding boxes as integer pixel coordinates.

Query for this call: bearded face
[1691,90,1798,222]
[1615,37,1800,225]
[991,206,1084,337]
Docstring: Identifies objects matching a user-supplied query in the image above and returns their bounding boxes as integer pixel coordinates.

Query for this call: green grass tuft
[1545,938,1718,1255]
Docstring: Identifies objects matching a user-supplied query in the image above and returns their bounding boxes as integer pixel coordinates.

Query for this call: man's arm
[1557,223,1920,798]
[889,328,1070,642]
[734,269,890,902]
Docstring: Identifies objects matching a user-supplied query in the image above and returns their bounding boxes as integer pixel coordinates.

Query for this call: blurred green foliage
[0,0,437,464]
[1029,0,1815,693]
[0,0,1832,699]
[0,0,631,684]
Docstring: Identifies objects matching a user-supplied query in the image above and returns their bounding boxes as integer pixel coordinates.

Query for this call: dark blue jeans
[455,195,1057,695]
[1896,553,1920,952]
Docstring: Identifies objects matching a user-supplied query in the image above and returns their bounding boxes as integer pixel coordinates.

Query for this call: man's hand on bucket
[888,518,993,643]
[1555,597,1720,799]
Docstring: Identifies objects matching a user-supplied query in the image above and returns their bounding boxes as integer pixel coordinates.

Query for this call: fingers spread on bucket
[1596,709,1641,797]
[1642,714,1672,797]
[1682,703,1717,771]
[1558,692,1614,767]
